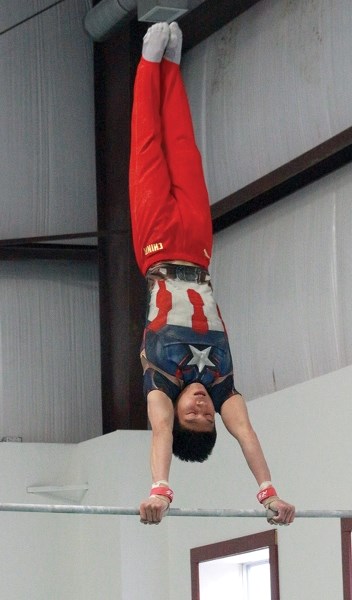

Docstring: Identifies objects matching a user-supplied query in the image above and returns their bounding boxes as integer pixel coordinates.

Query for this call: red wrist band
[257,486,277,504]
[150,486,174,502]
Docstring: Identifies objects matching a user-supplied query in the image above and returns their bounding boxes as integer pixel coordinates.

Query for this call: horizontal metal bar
[0,504,350,518]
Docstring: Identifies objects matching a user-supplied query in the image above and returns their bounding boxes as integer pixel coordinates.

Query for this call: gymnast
[129,22,295,526]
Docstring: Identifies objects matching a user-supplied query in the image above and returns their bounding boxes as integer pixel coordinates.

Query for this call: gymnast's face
[175,383,215,432]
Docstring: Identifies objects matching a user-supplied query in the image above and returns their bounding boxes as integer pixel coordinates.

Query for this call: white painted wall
[166,365,352,600]
[0,442,77,600]
[1,365,349,599]
[67,432,170,600]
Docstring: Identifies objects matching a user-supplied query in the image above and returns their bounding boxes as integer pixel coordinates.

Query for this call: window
[191,530,279,600]
[341,519,352,599]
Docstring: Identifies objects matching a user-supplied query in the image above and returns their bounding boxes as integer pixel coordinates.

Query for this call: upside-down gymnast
[129,22,295,526]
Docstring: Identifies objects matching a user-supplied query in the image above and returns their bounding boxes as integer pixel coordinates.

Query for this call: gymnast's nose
[195,397,205,405]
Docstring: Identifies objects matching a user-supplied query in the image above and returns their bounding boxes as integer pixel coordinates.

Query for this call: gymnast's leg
[160,23,213,267]
[129,23,171,274]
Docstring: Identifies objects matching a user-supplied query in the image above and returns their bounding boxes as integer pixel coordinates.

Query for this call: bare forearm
[221,394,271,486]
[140,390,174,526]
[237,428,271,486]
[147,390,174,483]
[221,395,295,525]
[150,429,173,483]
[140,428,173,526]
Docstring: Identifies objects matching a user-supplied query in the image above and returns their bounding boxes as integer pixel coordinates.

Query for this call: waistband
[146,262,211,284]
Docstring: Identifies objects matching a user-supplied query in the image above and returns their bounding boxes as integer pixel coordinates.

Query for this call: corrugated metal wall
[182,0,352,400]
[183,0,352,203]
[1,0,351,438]
[0,0,101,442]
[211,177,352,399]
[0,260,101,442]
[0,0,96,239]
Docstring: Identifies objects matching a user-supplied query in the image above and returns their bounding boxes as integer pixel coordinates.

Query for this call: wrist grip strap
[149,486,174,503]
[257,485,277,504]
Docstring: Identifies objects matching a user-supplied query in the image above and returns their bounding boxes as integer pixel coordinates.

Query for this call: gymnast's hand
[140,495,170,525]
[264,497,295,525]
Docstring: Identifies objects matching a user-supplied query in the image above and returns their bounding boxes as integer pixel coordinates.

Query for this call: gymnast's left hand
[139,495,170,525]
[264,497,295,525]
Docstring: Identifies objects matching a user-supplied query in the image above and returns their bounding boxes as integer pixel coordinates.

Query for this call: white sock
[142,22,170,63]
[164,22,183,64]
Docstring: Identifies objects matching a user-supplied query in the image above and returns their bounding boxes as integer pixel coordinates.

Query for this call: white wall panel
[0,260,101,442]
[182,0,352,204]
[0,0,96,239]
[0,443,77,600]
[210,165,352,400]
[167,366,352,600]
[0,367,350,598]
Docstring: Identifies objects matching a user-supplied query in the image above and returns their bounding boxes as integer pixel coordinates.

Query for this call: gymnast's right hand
[140,495,170,525]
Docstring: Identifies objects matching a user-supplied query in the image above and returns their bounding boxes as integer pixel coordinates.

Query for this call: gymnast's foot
[142,22,170,63]
[164,22,183,64]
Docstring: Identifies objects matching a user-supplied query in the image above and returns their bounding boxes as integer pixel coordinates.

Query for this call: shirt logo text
[144,242,163,256]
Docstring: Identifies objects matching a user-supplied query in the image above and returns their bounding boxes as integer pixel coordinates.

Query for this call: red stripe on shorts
[148,281,172,331]
[187,289,208,334]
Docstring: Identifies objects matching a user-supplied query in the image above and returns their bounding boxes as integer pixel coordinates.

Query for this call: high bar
[0,504,350,518]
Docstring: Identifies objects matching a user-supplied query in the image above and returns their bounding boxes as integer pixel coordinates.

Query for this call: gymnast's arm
[139,389,174,525]
[220,393,295,524]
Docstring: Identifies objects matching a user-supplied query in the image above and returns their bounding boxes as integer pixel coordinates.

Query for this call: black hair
[172,413,217,462]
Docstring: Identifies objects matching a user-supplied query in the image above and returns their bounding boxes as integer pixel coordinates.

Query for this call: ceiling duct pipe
[84,0,137,41]
[84,0,189,42]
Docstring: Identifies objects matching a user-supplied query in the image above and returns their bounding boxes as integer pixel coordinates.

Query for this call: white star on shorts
[187,345,215,373]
